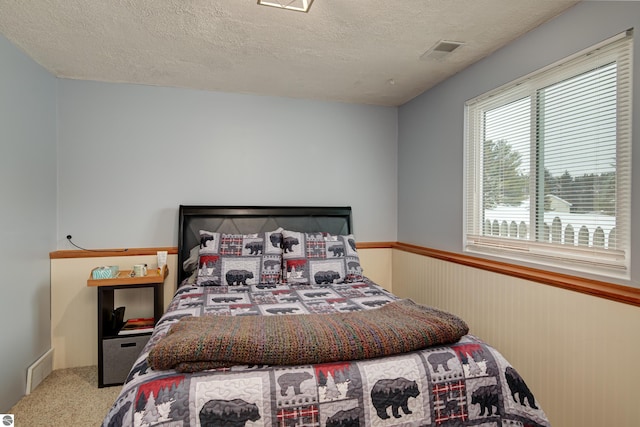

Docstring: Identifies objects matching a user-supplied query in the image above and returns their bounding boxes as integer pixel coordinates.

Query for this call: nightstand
[87,266,168,387]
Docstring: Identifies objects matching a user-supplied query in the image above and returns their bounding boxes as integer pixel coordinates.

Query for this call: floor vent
[26,348,53,395]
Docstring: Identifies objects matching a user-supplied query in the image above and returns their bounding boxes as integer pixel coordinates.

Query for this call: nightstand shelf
[88,266,167,387]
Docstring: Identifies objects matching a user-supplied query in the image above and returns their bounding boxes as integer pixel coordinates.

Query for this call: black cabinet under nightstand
[88,266,167,387]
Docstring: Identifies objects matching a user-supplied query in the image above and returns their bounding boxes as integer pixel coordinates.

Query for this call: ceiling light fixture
[258,0,314,13]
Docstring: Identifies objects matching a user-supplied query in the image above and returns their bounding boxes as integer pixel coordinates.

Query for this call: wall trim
[393,242,640,307]
[355,242,395,249]
[50,247,178,259]
[50,241,639,307]
[48,242,395,259]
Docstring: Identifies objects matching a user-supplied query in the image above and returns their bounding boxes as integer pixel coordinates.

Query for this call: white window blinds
[464,31,632,278]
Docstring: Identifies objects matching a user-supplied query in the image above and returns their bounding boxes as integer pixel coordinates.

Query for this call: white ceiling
[0,0,580,106]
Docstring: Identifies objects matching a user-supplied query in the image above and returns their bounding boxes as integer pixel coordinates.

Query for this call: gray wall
[0,35,57,410]
[57,80,398,248]
[1,33,397,411]
[398,1,640,287]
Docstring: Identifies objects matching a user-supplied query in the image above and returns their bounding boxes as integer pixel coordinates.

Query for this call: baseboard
[26,348,53,395]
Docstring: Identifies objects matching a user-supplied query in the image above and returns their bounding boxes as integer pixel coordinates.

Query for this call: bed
[102,205,550,427]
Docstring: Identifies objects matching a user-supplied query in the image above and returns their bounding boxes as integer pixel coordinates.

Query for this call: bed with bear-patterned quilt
[101,205,550,427]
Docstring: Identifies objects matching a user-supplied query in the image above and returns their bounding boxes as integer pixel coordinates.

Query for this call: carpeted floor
[9,366,121,427]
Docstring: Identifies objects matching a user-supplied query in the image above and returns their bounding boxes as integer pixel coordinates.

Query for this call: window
[464,31,632,278]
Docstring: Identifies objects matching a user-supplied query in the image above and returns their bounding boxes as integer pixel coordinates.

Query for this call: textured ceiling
[0,0,580,106]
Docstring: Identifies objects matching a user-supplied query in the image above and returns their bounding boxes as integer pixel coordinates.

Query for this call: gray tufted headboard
[177,205,353,284]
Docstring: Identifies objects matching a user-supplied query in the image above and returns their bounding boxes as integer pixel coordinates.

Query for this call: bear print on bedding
[281,230,364,285]
[196,229,283,286]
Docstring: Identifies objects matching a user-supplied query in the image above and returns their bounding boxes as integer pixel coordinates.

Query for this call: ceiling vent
[258,0,314,12]
[420,40,465,60]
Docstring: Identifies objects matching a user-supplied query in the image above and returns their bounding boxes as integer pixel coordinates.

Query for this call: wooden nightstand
[87,266,168,387]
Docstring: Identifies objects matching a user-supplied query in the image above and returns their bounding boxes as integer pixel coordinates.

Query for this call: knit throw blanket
[147,299,469,373]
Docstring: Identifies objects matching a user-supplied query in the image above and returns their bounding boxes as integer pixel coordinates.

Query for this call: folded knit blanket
[147,299,469,373]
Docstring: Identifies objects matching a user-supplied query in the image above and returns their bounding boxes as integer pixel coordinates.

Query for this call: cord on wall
[66,235,128,252]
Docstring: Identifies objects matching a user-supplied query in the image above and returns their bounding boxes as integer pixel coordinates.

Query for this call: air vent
[420,40,465,60]
[26,348,53,394]
[258,0,314,12]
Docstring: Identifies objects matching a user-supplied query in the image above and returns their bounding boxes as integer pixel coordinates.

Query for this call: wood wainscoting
[50,242,640,427]
[392,248,640,427]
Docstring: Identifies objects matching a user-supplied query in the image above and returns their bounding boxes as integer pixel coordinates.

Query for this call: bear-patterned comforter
[101,278,550,427]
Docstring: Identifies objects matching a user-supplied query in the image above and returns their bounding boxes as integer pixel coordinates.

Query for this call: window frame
[463,30,633,279]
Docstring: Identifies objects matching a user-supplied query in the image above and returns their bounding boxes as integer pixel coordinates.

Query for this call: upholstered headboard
[177,205,353,284]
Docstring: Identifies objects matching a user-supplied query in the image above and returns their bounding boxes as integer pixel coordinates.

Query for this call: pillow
[182,245,200,273]
[281,230,364,285]
[196,228,283,286]
[180,245,201,285]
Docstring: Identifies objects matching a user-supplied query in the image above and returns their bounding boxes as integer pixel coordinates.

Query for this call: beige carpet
[9,366,121,427]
